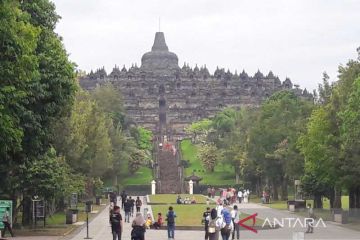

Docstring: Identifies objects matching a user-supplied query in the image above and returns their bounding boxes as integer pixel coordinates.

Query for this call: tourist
[153,212,163,229]
[129,196,135,217]
[176,195,183,204]
[1,207,14,238]
[120,191,127,209]
[231,205,240,240]
[243,191,248,204]
[208,208,221,240]
[211,187,216,198]
[166,206,177,240]
[216,201,224,218]
[203,207,211,240]
[131,213,146,240]
[306,203,315,234]
[237,190,243,204]
[191,196,197,204]
[124,198,132,223]
[144,213,153,229]
[135,196,142,213]
[110,192,117,205]
[220,209,233,240]
[110,205,123,240]
[207,186,212,198]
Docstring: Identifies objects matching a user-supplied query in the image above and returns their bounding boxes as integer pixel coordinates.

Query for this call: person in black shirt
[203,207,211,240]
[120,191,127,209]
[110,206,123,240]
[129,197,135,217]
[124,198,132,223]
[135,197,142,213]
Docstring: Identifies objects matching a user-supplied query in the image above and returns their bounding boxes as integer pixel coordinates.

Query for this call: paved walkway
[64,197,360,240]
[12,197,359,240]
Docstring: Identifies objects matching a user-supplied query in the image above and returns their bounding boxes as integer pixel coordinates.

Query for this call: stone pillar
[151,180,156,195]
[189,180,194,195]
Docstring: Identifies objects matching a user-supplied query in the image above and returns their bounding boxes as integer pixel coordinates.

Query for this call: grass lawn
[252,195,350,211]
[121,166,153,185]
[151,204,263,227]
[181,140,236,185]
[149,194,208,204]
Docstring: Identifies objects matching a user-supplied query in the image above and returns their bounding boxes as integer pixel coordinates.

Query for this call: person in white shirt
[231,205,240,240]
[237,190,243,203]
[216,202,224,218]
[2,207,14,237]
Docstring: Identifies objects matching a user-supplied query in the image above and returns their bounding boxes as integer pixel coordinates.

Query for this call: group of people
[213,187,250,206]
[203,204,242,240]
[110,191,171,240]
[176,195,197,204]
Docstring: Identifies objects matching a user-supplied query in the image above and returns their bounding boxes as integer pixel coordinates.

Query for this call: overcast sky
[53,0,360,91]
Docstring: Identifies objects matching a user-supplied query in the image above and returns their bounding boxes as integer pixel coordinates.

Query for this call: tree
[339,77,360,213]
[185,118,212,143]
[198,144,219,172]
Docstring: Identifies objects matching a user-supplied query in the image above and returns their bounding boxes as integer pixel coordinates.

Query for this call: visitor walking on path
[203,207,211,240]
[166,206,177,240]
[131,213,146,240]
[129,196,135,217]
[208,208,220,240]
[306,203,315,234]
[124,198,132,223]
[231,205,240,240]
[120,191,127,209]
[135,197,142,213]
[1,207,14,238]
[220,208,233,240]
[110,206,123,240]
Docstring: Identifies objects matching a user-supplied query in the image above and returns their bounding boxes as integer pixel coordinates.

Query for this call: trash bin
[96,196,102,205]
[66,209,79,224]
[333,209,348,224]
[85,201,93,213]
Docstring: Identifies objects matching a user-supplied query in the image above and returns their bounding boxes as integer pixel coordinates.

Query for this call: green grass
[149,194,208,204]
[151,204,262,227]
[121,166,153,185]
[253,195,350,211]
[181,140,235,185]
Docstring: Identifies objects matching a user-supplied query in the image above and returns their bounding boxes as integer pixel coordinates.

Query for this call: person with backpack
[203,207,211,240]
[166,206,177,240]
[208,208,221,240]
[1,207,14,238]
[135,197,142,213]
[220,208,233,240]
[231,205,240,240]
[129,196,135,217]
[110,206,123,240]
[124,198,132,223]
[131,213,146,240]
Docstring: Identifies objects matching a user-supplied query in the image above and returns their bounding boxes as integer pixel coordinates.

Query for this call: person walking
[129,196,135,217]
[208,208,220,240]
[220,208,233,240]
[131,213,146,240]
[237,190,243,204]
[120,191,127,209]
[306,203,315,234]
[203,207,211,240]
[1,207,14,238]
[135,197,142,213]
[110,206,123,240]
[124,198,132,223]
[231,205,240,240]
[166,206,177,240]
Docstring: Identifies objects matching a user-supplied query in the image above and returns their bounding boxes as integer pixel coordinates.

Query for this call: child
[153,213,163,229]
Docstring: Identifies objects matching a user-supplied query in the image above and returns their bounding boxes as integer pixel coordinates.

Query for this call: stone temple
[80,32,311,137]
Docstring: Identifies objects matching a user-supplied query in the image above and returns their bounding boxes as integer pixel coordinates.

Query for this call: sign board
[0,200,13,229]
[70,193,78,209]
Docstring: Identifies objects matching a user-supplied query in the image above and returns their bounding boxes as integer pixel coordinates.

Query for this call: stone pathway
[10,197,360,240]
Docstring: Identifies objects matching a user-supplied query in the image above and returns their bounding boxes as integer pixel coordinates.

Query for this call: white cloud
[53,0,360,91]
